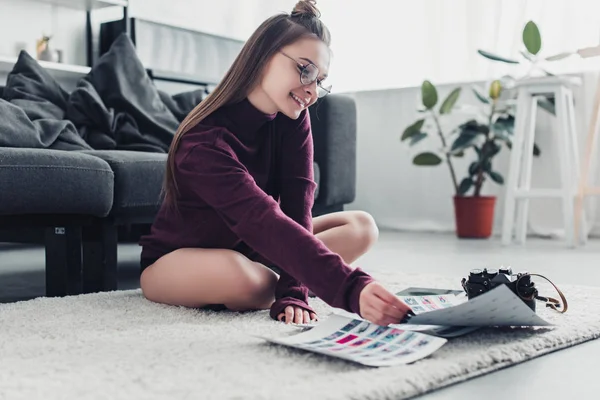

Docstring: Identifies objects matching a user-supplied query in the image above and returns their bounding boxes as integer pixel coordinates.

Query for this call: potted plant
[400,79,540,238]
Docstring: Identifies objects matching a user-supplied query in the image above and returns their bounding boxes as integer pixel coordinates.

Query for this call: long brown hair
[162,0,331,205]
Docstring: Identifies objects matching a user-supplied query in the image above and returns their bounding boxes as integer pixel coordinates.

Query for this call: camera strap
[517,273,568,313]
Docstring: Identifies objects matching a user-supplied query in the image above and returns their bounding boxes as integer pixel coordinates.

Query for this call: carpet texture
[2,270,600,400]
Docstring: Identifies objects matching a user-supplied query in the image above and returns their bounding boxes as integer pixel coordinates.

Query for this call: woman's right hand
[359,281,413,326]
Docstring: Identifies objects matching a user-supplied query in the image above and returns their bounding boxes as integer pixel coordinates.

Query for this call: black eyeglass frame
[280,51,332,98]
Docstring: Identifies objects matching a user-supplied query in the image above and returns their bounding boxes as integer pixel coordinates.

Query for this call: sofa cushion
[82,150,166,219]
[84,150,318,220]
[0,148,113,217]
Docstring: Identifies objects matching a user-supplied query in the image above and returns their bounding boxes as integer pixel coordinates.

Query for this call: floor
[1,230,599,399]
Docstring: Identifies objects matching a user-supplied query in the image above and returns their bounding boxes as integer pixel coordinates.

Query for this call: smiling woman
[138,0,412,328]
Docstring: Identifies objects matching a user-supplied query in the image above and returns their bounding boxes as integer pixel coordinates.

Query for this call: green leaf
[468,161,480,176]
[439,88,461,114]
[451,131,478,152]
[458,178,473,195]
[488,170,505,184]
[409,132,428,146]
[493,115,515,135]
[453,151,465,158]
[421,80,438,109]
[413,152,442,166]
[477,49,520,64]
[472,87,490,104]
[489,142,502,157]
[401,119,425,141]
[523,21,542,55]
[460,119,490,134]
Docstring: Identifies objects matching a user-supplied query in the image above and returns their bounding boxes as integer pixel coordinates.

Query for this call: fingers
[278,306,318,324]
[303,310,310,324]
[362,291,412,326]
[373,285,412,313]
[285,306,294,324]
[361,304,398,326]
[294,307,303,324]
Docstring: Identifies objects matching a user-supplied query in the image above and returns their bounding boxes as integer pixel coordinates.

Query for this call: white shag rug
[2,270,600,400]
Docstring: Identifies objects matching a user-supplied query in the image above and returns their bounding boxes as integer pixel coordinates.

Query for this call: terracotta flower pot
[453,196,496,238]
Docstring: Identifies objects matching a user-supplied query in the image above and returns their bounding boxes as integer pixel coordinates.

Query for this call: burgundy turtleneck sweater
[139,98,375,320]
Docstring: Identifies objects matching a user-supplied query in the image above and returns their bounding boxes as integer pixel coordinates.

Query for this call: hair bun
[291,0,321,19]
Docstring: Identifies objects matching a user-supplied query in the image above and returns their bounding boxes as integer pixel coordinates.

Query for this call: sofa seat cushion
[82,150,166,219]
[0,148,114,217]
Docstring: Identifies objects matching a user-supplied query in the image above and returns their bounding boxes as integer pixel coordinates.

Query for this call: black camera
[461,267,538,312]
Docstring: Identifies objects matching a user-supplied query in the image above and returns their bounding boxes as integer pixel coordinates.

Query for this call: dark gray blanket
[0,34,208,152]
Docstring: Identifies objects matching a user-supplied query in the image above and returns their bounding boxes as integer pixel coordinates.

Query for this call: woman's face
[261,38,330,119]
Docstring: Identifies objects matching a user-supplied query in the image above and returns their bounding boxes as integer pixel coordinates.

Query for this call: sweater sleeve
[175,132,374,318]
[270,110,316,316]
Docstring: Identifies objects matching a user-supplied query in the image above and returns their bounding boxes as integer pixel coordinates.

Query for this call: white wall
[344,72,600,238]
[0,0,298,67]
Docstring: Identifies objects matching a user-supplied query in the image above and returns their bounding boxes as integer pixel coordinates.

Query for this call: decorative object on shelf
[400,80,541,239]
[36,34,62,63]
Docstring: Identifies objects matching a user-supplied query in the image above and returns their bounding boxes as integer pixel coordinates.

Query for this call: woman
[139,0,412,326]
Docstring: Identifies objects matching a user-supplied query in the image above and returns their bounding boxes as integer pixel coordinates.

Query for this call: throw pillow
[67,33,179,152]
[1,50,92,150]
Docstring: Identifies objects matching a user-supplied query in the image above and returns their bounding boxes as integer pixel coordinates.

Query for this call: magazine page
[404,285,552,327]
[256,314,447,367]
[332,292,480,338]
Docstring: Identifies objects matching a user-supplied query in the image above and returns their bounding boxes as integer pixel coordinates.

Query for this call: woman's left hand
[278,306,318,324]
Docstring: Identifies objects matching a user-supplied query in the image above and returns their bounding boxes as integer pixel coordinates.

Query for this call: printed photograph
[413,339,431,348]
[382,328,405,342]
[315,343,335,349]
[340,319,363,332]
[396,332,417,345]
[336,334,358,344]
[324,331,345,341]
[365,341,386,351]
[411,305,426,313]
[354,321,371,334]
[403,297,418,306]
[381,344,400,354]
[367,325,389,339]
[349,338,372,347]
[396,349,414,357]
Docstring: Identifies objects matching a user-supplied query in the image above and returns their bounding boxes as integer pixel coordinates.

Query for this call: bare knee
[224,259,278,312]
[349,211,379,253]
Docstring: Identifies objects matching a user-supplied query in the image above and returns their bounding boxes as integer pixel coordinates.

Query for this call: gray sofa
[0,85,358,298]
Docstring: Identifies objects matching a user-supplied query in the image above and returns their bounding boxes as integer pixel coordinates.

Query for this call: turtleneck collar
[221,98,278,139]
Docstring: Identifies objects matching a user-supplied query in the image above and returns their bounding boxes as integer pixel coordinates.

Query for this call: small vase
[453,196,496,238]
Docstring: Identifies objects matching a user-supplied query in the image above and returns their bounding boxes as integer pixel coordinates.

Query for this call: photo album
[254,285,553,367]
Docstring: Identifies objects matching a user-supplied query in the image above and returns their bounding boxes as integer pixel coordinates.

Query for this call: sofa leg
[44,226,82,297]
[82,223,118,293]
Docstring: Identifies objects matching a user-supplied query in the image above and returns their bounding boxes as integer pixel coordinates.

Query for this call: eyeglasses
[280,51,332,98]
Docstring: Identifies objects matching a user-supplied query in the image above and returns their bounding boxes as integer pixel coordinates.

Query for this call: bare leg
[313,210,379,264]
[140,248,278,312]
[139,211,378,311]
